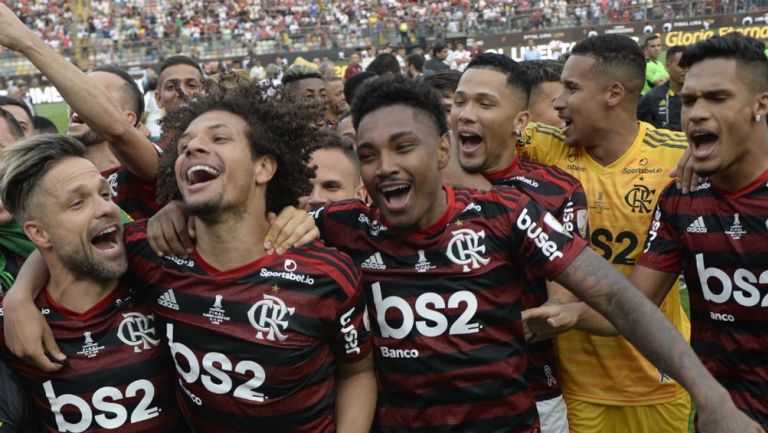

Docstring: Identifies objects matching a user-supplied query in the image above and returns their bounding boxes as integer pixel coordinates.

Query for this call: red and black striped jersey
[486,156,589,401]
[638,170,768,428]
[0,284,185,433]
[312,185,588,433]
[123,221,371,433]
[101,167,161,220]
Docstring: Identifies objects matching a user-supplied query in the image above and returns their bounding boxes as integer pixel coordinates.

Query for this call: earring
[756,114,762,122]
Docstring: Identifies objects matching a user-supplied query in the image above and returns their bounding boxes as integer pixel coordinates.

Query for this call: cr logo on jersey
[624,184,656,213]
[446,228,490,272]
[106,172,119,197]
[117,312,160,353]
[248,294,295,342]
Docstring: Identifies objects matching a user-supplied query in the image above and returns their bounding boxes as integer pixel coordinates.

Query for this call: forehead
[88,71,127,95]
[357,104,437,144]
[456,67,512,96]
[562,55,596,81]
[312,147,355,177]
[298,77,326,91]
[1,104,30,122]
[531,81,563,100]
[43,157,102,194]
[185,110,247,135]
[682,58,741,92]
[160,64,203,84]
[327,80,344,92]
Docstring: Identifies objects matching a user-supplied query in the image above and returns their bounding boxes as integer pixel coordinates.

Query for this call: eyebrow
[179,123,234,141]
[357,130,416,149]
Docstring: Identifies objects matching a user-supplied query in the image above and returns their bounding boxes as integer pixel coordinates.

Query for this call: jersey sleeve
[516,122,568,166]
[327,254,371,363]
[637,190,683,273]
[561,182,590,240]
[496,188,588,280]
[309,199,370,249]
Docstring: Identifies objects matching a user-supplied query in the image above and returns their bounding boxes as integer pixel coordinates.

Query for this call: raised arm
[0,4,157,180]
[555,248,762,433]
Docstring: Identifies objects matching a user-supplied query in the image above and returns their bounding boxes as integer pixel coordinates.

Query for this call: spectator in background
[637,45,685,131]
[406,53,425,79]
[451,42,472,71]
[0,96,33,137]
[325,76,347,125]
[344,52,364,80]
[142,69,163,139]
[337,110,356,143]
[522,60,564,127]
[12,81,34,117]
[424,43,450,74]
[250,58,265,80]
[642,34,668,95]
[523,39,542,60]
[0,107,23,148]
[366,53,402,77]
[31,116,58,134]
[155,55,204,113]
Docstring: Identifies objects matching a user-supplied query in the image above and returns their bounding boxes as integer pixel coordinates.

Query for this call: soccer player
[132,76,757,433]
[522,60,565,128]
[451,53,587,433]
[298,131,366,211]
[5,87,376,433]
[0,135,185,432]
[282,65,327,103]
[315,76,754,432]
[155,55,205,113]
[0,5,161,220]
[638,45,685,131]
[642,34,668,96]
[514,35,692,432]
[637,33,768,429]
[422,69,490,190]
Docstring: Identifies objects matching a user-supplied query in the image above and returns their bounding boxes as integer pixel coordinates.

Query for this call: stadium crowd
[0,2,766,433]
[6,0,759,56]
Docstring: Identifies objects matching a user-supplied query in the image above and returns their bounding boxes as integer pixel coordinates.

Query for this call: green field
[35,102,69,134]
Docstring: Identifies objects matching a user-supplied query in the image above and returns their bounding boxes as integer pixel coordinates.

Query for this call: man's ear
[437,133,451,170]
[254,154,278,185]
[605,81,627,107]
[23,220,51,249]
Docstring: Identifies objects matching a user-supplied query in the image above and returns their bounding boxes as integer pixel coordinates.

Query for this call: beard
[55,239,128,281]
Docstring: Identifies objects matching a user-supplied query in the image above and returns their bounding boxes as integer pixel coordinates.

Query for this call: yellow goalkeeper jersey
[518,121,691,405]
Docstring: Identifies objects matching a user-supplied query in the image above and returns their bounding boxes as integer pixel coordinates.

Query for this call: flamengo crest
[446,228,490,272]
[248,294,295,342]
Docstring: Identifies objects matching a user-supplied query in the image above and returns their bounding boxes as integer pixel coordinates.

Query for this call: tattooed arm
[554,248,762,433]
[524,266,679,339]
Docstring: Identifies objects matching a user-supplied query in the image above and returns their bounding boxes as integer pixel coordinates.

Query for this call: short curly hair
[157,83,318,213]
[351,76,447,137]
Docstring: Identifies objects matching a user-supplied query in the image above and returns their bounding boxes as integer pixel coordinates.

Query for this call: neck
[583,111,639,166]
[45,259,119,314]
[194,200,270,271]
[669,79,682,93]
[711,129,768,192]
[85,142,120,172]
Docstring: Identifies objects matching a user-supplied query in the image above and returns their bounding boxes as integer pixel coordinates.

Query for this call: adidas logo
[687,217,707,233]
[361,252,386,270]
[157,290,180,310]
